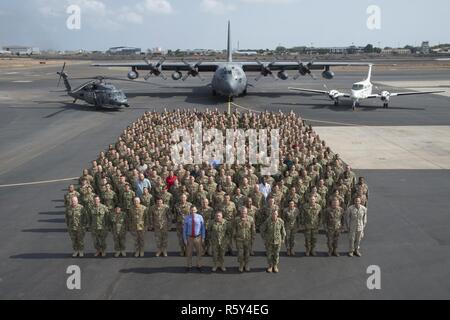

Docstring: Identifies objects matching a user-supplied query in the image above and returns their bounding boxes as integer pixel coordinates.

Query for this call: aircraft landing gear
[334,99,339,106]
[383,102,389,109]
[352,101,359,111]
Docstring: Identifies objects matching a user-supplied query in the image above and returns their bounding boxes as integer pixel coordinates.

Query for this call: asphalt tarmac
[0,61,449,299]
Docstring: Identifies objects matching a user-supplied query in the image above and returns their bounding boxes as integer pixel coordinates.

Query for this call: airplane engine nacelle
[172,71,182,80]
[277,70,289,80]
[127,70,139,80]
[322,70,335,80]
[380,91,390,101]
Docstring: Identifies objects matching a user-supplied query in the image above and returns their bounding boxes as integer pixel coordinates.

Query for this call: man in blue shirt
[135,173,151,199]
[183,206,206,272]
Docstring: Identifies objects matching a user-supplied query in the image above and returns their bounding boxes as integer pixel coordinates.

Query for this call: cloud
[141,0,173,14]
[118,10,144,24]
[201,0,237,14]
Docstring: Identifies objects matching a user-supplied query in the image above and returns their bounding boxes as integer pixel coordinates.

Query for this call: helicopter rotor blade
[57,62,66,88]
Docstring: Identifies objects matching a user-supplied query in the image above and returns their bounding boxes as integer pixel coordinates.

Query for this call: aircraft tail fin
[227,20,232,63]
[366,64,373,82]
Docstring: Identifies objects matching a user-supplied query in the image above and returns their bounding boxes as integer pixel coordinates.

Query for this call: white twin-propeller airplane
[289,64,444,110]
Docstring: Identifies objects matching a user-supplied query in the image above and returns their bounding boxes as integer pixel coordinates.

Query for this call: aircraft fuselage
[211,63,248,97]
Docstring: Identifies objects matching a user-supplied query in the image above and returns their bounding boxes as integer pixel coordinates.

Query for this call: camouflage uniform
[141,192,154,208]
[200,206,214,254]
[257,204,279,230]
[65,204,87,253]
[174,202,192,255]
[102,190,118,212]
[282,207,300,253]
[129,204,148,255]
[232,194,246,210]
[64,190,80,208]
[301,202,322,255]
[88,204,110,253]
[110,210,127,253]
[121,190,135,218]
[233,215,256,271]
[78,185,94,210]
[149,204,171,254]
[260,217,286,269]
[221,201,237,253]
[323,206,344,255]
[222,182,237,196]
[160,191,173,207]
[208,219,231,269]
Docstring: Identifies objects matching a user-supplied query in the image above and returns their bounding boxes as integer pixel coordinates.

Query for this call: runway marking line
[0,177,78,188]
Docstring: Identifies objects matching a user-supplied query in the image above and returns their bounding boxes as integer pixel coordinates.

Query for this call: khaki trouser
[349,230,363,252]
[186,236,203,267]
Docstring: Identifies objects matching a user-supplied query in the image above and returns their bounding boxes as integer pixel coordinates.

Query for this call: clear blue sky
[0,0,449,51]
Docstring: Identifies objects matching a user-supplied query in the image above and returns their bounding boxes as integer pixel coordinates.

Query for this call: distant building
[381,48,412,55]
[421,41,430,55]
[2,46,40,55]
[107,46,141,55]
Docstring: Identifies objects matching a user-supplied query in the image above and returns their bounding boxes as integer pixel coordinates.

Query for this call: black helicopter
[57,63,130,109]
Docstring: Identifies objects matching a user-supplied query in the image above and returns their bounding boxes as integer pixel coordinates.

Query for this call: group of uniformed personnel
[64,110,369,272]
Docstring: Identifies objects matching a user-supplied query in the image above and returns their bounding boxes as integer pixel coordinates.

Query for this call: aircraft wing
[91,61,220,72]
[289,87,351,98]
[241,61,370,72]
[92,61,370,73]
[288,87,329,95]
[388,90,445,97]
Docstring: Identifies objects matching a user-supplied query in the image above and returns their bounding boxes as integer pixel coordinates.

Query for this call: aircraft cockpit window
[352,84,363,90]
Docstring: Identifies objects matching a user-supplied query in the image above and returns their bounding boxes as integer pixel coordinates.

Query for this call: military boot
[244,264,250,272]
[139,250,145,257]
[348,251,354,257]
[120,251,126,257]
[220,265,227,272]
[101,251,106,257]
[72,251,78,258]
[155,250,161,257]
[355,250,361,257]
[94,251,101,257]
[134,251,140,257]
[78,251,84,257]
[162,250,168,257]
[114,251,120,258]
[273,265,279,273]
[266,265,273,273]
[238,263,244,273]
[286,248,291,256]
[328,248,333,256]
[310,249,316,256]
[212,265,217,272]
